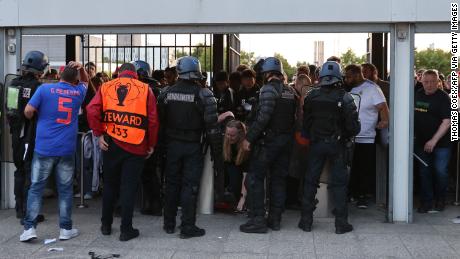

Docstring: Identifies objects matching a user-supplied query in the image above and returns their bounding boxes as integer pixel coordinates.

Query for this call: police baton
[413,152,428,167]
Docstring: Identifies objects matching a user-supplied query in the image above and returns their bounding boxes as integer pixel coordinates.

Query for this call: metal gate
[82,33,213,75]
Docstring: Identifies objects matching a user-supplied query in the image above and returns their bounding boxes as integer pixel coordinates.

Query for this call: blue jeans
[416,146,452,205]
[24,152,75,230]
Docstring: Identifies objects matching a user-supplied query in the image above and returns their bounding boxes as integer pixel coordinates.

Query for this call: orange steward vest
[101,77,148,144]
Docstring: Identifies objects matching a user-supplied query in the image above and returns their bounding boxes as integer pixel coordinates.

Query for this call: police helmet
[253,58,265,75]
[131,60,152,78]
[21,51,49,74]
[318,61,343,86]
[176,56,203,80]
[261,57,283,75]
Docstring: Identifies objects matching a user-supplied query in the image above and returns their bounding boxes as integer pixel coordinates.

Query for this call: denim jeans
[416,145,452,205]
[24,152,75,230]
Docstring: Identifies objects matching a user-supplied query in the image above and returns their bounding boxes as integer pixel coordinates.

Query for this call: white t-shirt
[350,80,386,144]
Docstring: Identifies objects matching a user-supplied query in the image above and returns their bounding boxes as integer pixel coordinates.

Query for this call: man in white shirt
[344,64,389,209]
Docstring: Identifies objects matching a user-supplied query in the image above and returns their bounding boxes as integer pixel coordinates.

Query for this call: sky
[240,33,451,66]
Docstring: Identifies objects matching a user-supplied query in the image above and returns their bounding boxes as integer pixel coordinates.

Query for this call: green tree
[175,44,212,72]
[415,48,451,77]
[240,50,256,67]
[296,61,308,67]
[339,48,367,67]
[274,53,296,81]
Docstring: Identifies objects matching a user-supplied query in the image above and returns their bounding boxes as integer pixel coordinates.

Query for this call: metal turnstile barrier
[198,149,214,214]
[76,131,92,209]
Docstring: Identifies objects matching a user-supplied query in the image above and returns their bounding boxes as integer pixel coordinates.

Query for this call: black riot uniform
[240,58,297,233]
[215,88,236,115]
[158,57,219,238]
[298,61,360,234]
[141,77,161,98]
[6,73,41,220]
[8,50,49,223]
[235,86,258,123]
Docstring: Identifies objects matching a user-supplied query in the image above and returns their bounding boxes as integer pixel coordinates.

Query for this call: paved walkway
[1,198,460,258]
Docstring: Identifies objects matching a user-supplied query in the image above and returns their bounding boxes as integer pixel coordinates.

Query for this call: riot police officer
[240,57,297,233]
[131,60,163,216]
[5,51,49,223]
[298,61,360,234]
[158,56,219,239]
[132,60,161,97]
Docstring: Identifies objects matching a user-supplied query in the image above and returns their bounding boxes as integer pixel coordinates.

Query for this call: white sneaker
[20,227,37,242]
[59,228,79,240]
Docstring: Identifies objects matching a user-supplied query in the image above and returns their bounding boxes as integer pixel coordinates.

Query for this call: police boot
[180,225,206,239]
[335,217,353,234]
[163,213,176,234]
[240,216,268,234]
[298,210,313,232]
[119,227,140,242]
[267,208,283,231]
[298,198,317,232]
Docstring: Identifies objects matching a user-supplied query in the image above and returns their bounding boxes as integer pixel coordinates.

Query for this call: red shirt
[86,76,159,156]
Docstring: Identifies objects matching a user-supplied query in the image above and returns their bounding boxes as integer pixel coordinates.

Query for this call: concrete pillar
[0,29,4,81]
[389,23,415,223]
[1,27,21,209]
[0,28,5,210]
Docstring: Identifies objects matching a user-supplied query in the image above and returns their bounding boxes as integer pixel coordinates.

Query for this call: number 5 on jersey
[56,97,72,125]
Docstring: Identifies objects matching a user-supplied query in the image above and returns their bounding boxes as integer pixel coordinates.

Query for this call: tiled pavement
[1,198,460,259]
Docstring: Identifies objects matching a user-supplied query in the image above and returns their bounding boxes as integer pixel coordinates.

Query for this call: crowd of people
[4,49,455,243]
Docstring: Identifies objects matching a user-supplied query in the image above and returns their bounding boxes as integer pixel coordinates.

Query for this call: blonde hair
[295,74,312,106]
[295,74,312,88]
[223,120,249,166]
